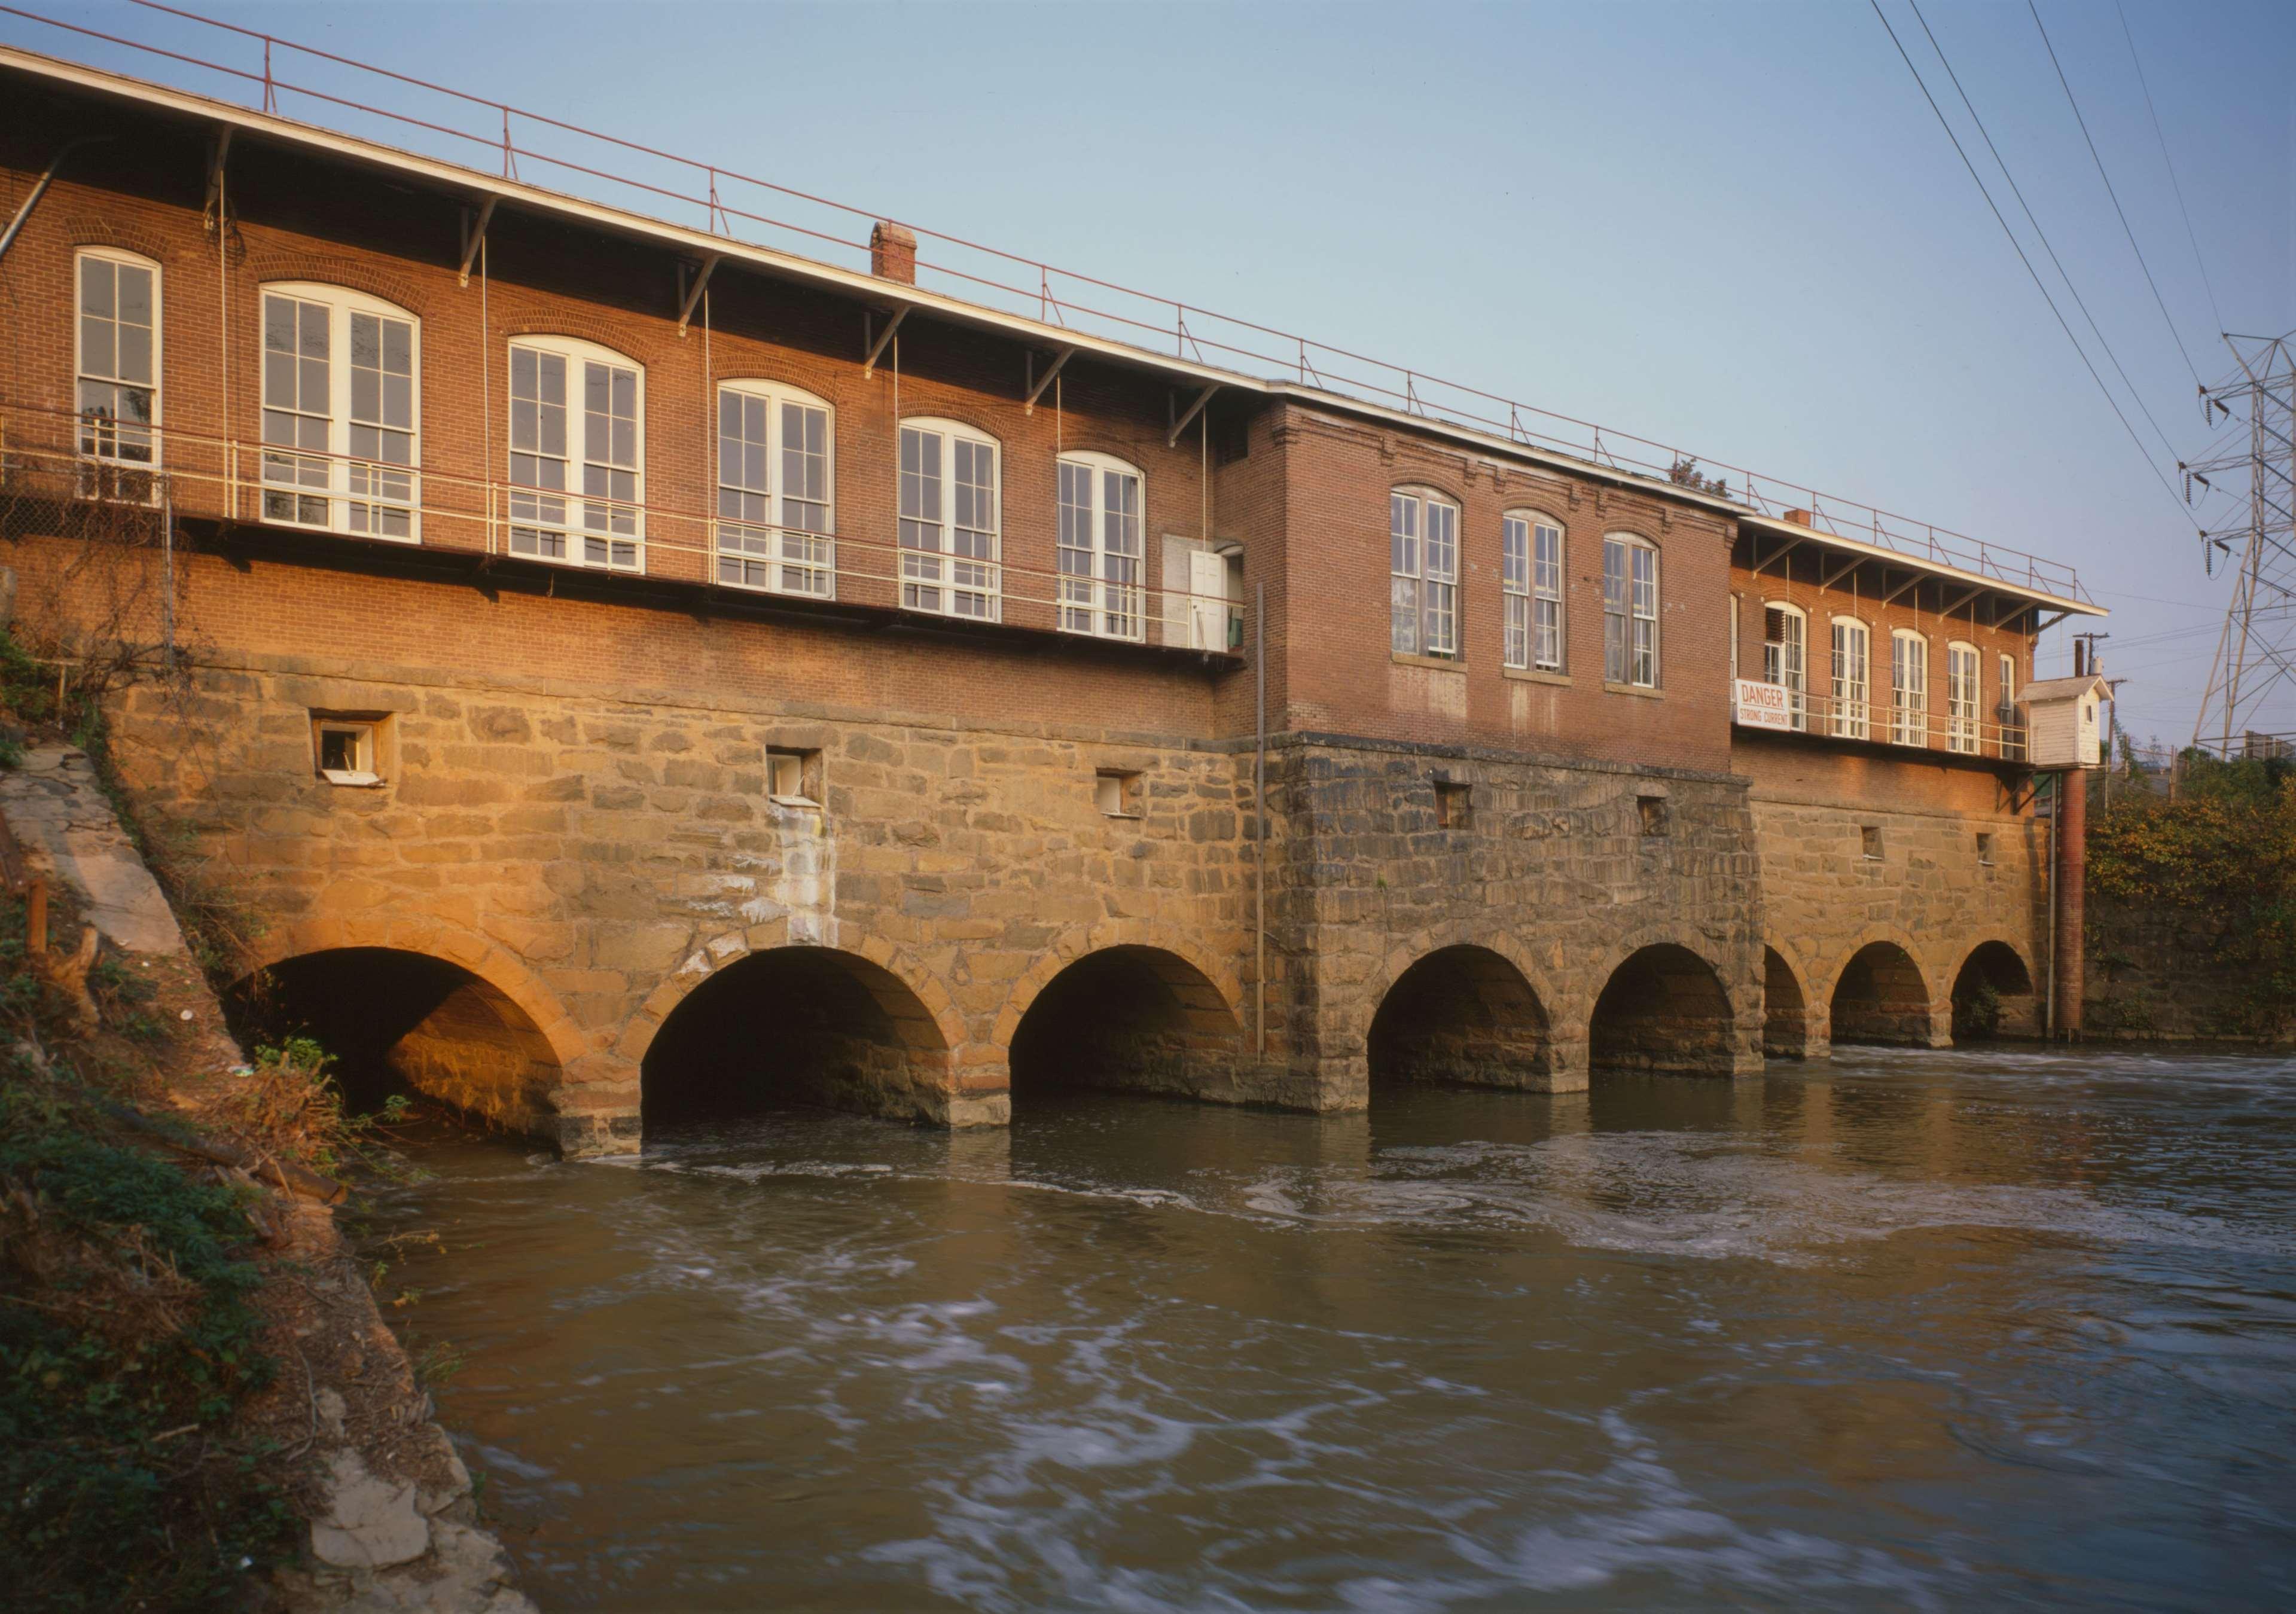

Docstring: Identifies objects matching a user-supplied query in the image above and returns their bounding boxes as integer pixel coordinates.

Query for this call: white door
[1188,549,1227,649]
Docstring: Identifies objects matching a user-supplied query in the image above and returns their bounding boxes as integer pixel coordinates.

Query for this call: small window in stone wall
[1862,825,1883,861]
[1095,770,1144,818]
[1435,780,1472,830]
[1637,794,1667,837]
[768,747,822,806]
[312,714,384,787]
[1976,831,1994,866]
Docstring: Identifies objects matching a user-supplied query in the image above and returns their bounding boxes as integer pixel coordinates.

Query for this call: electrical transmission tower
[2188,333,2296,755]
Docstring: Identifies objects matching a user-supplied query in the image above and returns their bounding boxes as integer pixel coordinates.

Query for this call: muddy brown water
[368,1047,2296,1610]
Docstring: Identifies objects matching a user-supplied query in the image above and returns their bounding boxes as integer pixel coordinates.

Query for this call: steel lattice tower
[2190,334,2296,754]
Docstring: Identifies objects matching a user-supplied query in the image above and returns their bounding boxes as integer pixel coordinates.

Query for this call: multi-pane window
[1830,618,1870,739]
[1947,642,1981,753]
[1501,511,1563,671]
[507,337,642,570]
[258,284,417,537]
[1389,489,1458,657]
[1998,651,2024,760]
[1763,603,1807,730]
[1891,630,1929,746]
[1602,534,1659,687]
[899,419,999,620]
[1057,451,1144,640]
[76,249,159,472]
[716,381,834,598]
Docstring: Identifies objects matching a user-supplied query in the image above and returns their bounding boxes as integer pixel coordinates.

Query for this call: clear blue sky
[11,1,2291,745]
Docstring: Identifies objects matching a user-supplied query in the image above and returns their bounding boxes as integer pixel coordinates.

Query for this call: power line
[2114,0,2226,340]
[2027,0,2205,388]
[1909,0,2183,465]
[1867,0,2190,518]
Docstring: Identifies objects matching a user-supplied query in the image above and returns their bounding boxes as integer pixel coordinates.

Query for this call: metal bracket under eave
[676,254,722,338]
[862,306,909,377]
[458,196,498,288]
[1755,534,1804,576]
[1879,569,1925,606]
[1815,552,1862,591]
[203,128,233,234]
[1167,383,1219,448]
[1937,584,1983,621]
[1024,346,1075,414]
[2032,609,2071,635]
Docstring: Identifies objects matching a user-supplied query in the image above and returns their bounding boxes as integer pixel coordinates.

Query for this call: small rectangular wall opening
[1435,780,1472,830]
[1976,831,1994,866]
[1638,795,1667,837]
[311,713,386,787]
[1861,825,1883,861]
[1095,769,1144,817]
[768,747,823,806]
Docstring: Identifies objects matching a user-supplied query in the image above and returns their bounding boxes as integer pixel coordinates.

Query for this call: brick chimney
[1783,508,1814,527]
[870,221,917,285]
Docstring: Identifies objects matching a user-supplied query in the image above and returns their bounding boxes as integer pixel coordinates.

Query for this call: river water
[369,1047,2296,1611]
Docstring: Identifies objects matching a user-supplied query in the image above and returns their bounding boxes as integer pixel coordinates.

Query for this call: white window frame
[1947,641,1981,754]
[1502,509,1563,672]
[74,246,161,480]
[1830,617,1870,739]
[1763,601,1807,730]
[1057,450,1146,641]
[1390,487,1459,658]
[1999,651,2024,760]
[258,282,420,541]
[715,379,834,599]
[899,417,1001,621]
[505,334,644,572]
[1891,630,1929,747]
[313,718,381,787]
[1603,533,1659,688]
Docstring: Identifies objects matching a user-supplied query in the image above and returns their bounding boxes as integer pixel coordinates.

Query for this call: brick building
[0,45,2103,1152]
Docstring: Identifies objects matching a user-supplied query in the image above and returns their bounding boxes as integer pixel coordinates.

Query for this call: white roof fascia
[1736,512,2103,617]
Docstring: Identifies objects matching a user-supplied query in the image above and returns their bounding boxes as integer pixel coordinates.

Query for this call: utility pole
[2188,334,2296,757]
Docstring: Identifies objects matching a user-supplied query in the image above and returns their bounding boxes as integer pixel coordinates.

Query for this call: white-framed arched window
[1058,449,1145,640]
[899,417,1000,621]
[1947,640,1981,753]
[1390,486,1459,657]
[716,379,833,598]
[258,282,419,539]
[1830,616,1870,739]
[1501,508,1563,671]
[1890,629,1929,746]
[75,246,161,475]
[1602,532,1659,687]
[505,334,642,571]
[1763,600,1807,729]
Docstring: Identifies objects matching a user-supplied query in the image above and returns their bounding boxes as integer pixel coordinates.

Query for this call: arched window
[1947,641,1981,753]
[1762,600,1807,729]
[898,417,999,620]
[506,334,642,571]
[1830,617,1870,739]
[259,282,419,539]
[75,247,161,480]
[1890,629,1929,746]
[1390,487,1458,658]
[1058,450,1145,640]
[1502,509,1563,671]
[1603,532,1659,688]
[716,379,834,598]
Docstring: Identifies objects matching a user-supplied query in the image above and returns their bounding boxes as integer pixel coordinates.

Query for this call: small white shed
[2018,673,2108,770]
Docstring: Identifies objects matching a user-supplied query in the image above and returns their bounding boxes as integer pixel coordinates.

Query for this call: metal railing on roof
[0,0,2093,606]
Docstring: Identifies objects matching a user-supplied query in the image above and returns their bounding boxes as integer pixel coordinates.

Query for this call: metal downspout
[0,138,105,264]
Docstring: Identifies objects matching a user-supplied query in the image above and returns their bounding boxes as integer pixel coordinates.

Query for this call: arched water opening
[1952,941,2038,1041]
[1007,945,1241,1105]
[230,947,560,1134]
[642,947,949,1125]
[1368,945,1553,1092]
[1829,942,1936,1046]
[1588,944,1738,1076]
[1763,947,1815,1059]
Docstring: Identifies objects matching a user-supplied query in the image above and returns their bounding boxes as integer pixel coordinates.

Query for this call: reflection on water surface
[370,1047,2296,1610]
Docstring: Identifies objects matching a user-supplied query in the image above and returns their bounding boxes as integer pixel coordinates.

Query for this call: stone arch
[1951,936,2040,1042]
[1586,929,1745,1077]
[1367,942,1565,1094]
[1000,923,1245,1106]
[1827,928,1944,1047]
[1763,940,1823,1060]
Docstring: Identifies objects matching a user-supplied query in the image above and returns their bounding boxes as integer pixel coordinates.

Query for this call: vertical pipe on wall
[1255,579,1267,1060]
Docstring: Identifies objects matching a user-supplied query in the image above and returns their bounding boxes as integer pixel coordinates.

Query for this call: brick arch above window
[240,252,429,318]
[498,313,666,367]
[63,218,180,267]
